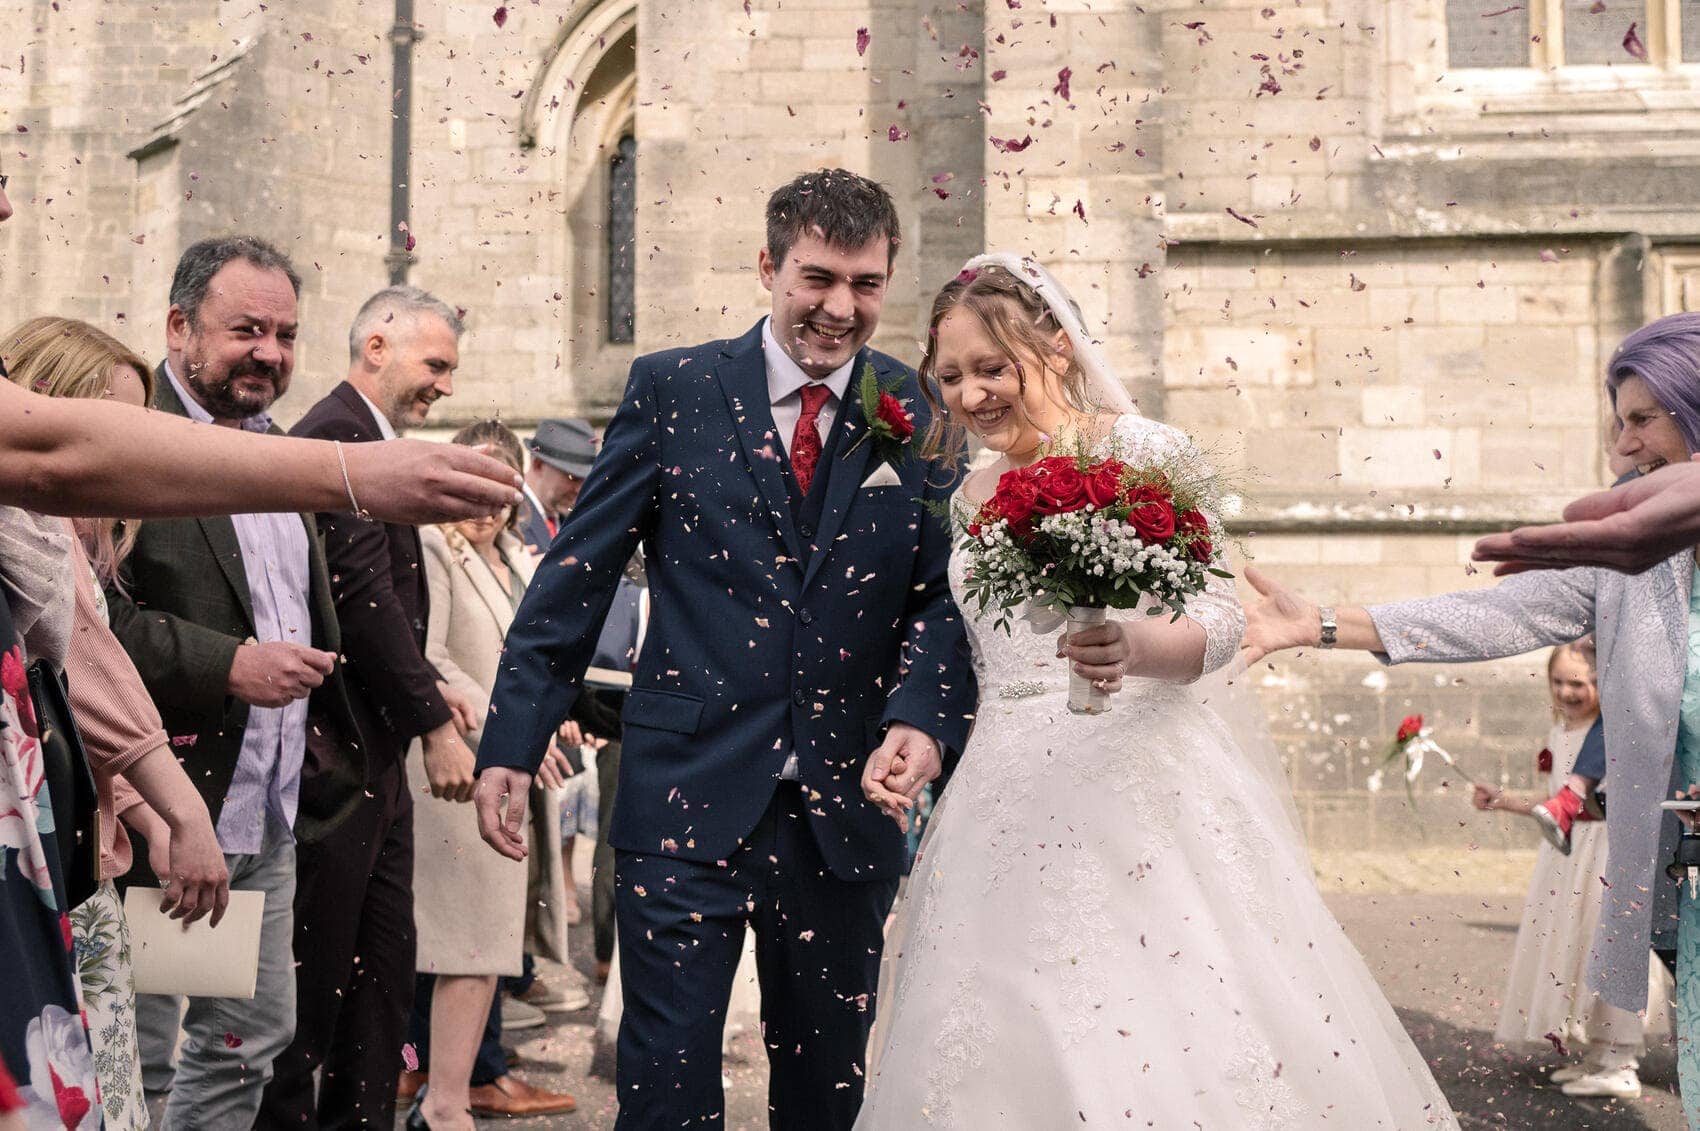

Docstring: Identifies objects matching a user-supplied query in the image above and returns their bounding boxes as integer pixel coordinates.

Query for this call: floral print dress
[1676,566,1700,1128]
[0,596,101,1128]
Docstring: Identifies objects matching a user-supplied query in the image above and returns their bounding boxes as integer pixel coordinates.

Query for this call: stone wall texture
[8,0,1700,847]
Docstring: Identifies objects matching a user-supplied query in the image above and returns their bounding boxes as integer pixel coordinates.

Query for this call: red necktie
[791,384,831,495]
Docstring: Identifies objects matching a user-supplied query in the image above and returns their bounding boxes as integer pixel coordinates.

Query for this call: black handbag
[26,659,101,908]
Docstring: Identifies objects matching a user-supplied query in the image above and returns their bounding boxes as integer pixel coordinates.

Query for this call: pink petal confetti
[1072,199,1087,222]
[888,125,909,142]
[223,1032,244,1049]
[990,69,1007,81]
[1225,206,1258,229]
[492,5,508,29]
[1623,21,1648,60]
[401,1043,419,1071]
[990,134,1033,153]
[855,27,870,56]
[1543,1030,1569,1057]
[1053,66,1072,101]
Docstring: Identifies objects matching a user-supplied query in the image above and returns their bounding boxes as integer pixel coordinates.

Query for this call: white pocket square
[859,463,902,489]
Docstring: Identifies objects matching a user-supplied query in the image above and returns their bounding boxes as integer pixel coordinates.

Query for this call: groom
[474,169,977,1129]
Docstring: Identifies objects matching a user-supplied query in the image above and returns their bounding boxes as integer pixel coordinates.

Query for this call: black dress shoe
[404,1100,431,1130]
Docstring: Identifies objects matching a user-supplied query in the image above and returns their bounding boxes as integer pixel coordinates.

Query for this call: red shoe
[1532,786,1597,855]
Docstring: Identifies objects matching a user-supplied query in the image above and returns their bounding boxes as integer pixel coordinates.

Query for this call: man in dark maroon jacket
[258,285,480,1130]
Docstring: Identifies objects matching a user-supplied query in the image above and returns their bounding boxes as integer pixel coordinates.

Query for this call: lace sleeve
[1187,561,1246,678]
[1110,415,1245,679]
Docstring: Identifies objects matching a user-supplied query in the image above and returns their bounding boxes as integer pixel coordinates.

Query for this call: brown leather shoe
[396,1069,428,1104]
[468,1074,578,1116]
[594,959,611,984]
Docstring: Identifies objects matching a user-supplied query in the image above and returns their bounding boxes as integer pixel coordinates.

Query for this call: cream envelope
[124,887,265,999]
[859,463,902,489]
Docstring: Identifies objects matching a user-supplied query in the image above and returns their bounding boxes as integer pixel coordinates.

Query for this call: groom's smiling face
[759,230,888,379]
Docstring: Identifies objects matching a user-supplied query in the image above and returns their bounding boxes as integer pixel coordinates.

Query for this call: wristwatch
[1317,606,1338,649]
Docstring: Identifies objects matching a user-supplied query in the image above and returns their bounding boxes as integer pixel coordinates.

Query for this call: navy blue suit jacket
[478,322,976,881]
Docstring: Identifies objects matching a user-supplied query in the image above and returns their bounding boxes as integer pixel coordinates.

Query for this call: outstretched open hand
[1239,565,1321,666]
[1472,457,1700,576]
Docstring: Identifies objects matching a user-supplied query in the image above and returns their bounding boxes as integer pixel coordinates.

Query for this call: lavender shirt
[165,364,313,854]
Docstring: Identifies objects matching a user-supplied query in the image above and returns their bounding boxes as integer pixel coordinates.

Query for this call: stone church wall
[8,0,1700,845]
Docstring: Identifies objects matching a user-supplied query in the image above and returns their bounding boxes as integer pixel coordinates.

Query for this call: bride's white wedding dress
[856,415,1458,1130]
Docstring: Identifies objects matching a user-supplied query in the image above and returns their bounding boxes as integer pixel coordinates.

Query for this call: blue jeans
[136,821,298,1129]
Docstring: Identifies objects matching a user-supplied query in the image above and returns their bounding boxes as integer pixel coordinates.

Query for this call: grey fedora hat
[528,418,598,478]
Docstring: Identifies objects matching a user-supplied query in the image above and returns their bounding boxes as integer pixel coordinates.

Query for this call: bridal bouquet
[956,451,1231,714]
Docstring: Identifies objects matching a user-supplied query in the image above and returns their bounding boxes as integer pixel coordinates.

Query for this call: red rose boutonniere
[846,363,916,469]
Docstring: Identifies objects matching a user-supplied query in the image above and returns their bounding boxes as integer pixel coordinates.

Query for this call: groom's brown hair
[765,168,901,269]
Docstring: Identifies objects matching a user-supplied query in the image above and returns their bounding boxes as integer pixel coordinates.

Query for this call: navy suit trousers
[613,783,897,1131]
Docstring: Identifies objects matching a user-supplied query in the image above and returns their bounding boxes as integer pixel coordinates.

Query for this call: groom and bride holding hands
[471,168,1458,1129]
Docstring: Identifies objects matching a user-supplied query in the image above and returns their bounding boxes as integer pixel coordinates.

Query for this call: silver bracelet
[334,441,371,520]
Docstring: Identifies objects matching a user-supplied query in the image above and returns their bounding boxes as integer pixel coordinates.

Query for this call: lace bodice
[947,414,1245,701]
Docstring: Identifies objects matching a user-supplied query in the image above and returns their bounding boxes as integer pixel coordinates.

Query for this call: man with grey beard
[261,286,482,1130]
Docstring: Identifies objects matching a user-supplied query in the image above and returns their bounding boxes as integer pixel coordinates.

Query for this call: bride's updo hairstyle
[916,263,1097,461]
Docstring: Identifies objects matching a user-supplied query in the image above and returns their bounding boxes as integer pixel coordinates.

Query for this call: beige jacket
[412,524,566,973]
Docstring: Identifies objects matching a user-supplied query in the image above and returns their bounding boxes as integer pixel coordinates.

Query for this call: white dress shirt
[761,317,858,781]
[762,317,855,457]
[353,386,399,440]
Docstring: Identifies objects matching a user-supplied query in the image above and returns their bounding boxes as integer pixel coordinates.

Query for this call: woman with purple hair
[1243,311,1700,1111]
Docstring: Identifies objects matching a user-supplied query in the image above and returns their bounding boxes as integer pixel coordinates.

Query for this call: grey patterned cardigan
[1369,553,1690,1013]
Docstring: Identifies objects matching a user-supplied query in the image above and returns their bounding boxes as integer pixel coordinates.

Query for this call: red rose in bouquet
[875,391,916,441]
[1396,714,1424,743]
[1175,508,1213,562]
[1083,460,1125,509]
[988,467,1041,534]
[1125,484,1177,541]
[1032,460,1088,515]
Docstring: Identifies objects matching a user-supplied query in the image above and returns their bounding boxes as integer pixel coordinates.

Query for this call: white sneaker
[1548,1064,1587,1084]
[1559,1067,1641,1099]
[501,996,548,1031]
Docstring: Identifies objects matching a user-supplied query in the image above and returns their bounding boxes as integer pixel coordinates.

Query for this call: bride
[853,255,1458,1129]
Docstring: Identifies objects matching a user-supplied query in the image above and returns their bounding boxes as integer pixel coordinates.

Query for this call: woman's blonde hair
[915,264,1094,462]
[0,316,154,583]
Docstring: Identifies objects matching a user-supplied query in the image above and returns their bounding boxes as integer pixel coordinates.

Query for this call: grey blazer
[1369,553,1690,1013]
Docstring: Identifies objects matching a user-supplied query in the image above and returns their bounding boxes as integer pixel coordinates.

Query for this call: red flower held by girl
[1396,715,1424,744]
